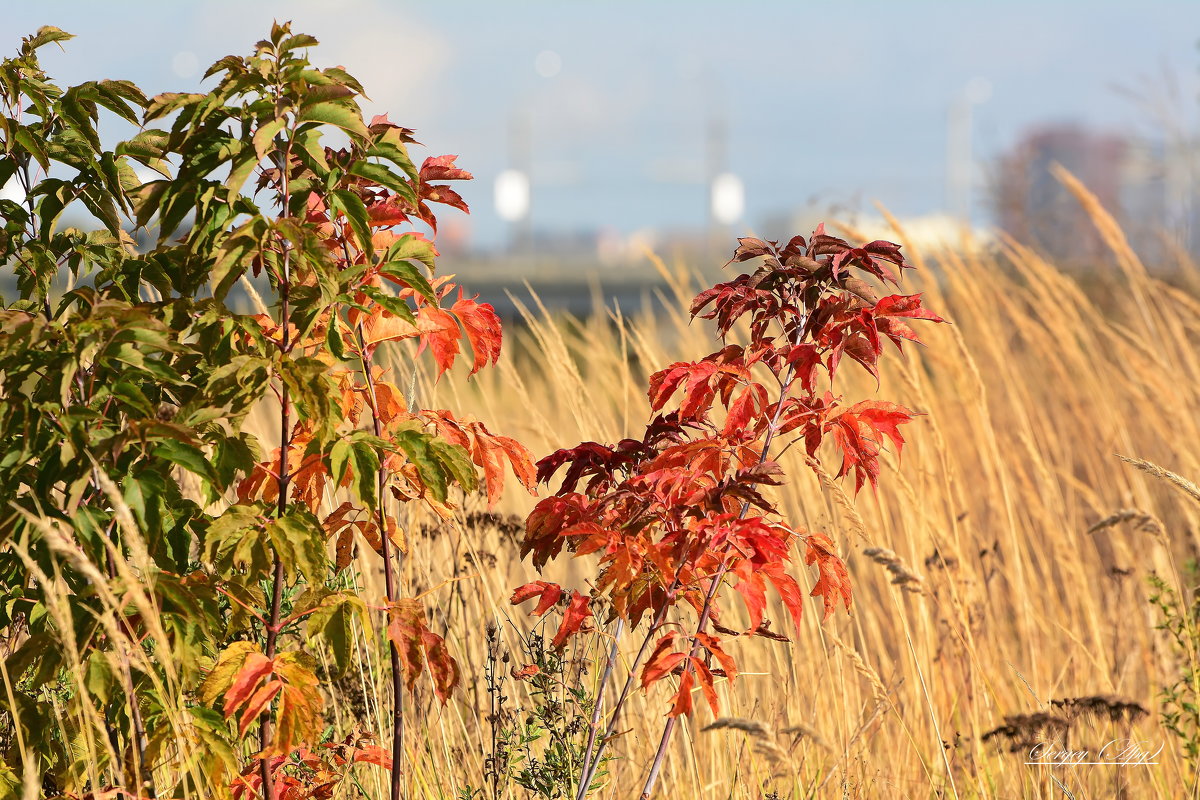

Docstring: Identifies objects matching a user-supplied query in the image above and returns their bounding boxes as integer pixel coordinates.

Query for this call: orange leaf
[386,598,460,704]
[805,533,852,620]
[237,680,281,737]
[451,292,502,375]
[642,632,687,689]
[415,306,461,378]
[223,653,274,719]
[669,668,695,717]
[691,656,720,716]
[370,380,410,424]
[353,744,393,770]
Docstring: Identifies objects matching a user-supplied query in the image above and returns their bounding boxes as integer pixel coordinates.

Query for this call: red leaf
[694,632,738,681]
[551,591,593,649]
[786,343,824,393]
[420,626,459,704]
[723,383,769,437]
[762,562,805,631]
[521,493,594,570]
[420,154,473,182]
[669,668,695,717]
[873,293,944,322]
[451,292,502,375]
[733,569,767,633]
[642,632,687,688]
[386,598,460,703]
[827,400,916,492]
[510,581,563,616]
[237,680,282,737]
[691,656,720,716]
[421,183,469,214]
[805,533,852,620]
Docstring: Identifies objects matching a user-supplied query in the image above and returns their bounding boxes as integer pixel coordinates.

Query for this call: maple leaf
[828,239,911,285]
[419,154,473,183]
[510,584,592,649]
[386,598,459,704]
[691,656,720,715]
[642,632,688,689]
[762,561,806,631]
[785,343,825,393]
[670,668,696,717]
[511,664,540,680]
[369,379,409,424]
[352,744,394,770]
[722,382,769,438]
[510,580,563,616]
[551,591,593,649]
[648,354,751,419]
[421,183,469,214]
[805,533,852,620]
[535,439,650,495]
[222,652,274,721]
[827,400,916,493]
[422,410,536,506]
[450,291,502,375]
[521,492,595,569]
[413,305,461,378]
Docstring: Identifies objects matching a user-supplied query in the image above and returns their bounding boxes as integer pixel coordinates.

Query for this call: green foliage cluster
[0,23,515,799]
[1148,571,1200,773]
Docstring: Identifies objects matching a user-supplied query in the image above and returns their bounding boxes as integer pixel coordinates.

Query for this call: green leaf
[296,101,367,140]
[25,26,74,52]
[279,33,321,53]
[253,117,286,161]
[430,437,478,493]
[359,286,417,325]
[297,588,370,678]
[211,222,265,300]
[348,161,417,205]
[12,127,49,171]
[367,137,419,182]
[269,511,326,584]
[325,312,347,362]
[153,439,219,487]
[378,260,436,304]
[394,427,449,503]
[329,188,373,258]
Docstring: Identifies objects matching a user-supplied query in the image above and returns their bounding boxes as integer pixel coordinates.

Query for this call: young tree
[0,23,532,800]
[511,230,943,798]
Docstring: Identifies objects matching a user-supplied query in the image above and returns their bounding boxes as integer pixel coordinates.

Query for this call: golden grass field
[19,170,1200,800]
[381,169,1200,799]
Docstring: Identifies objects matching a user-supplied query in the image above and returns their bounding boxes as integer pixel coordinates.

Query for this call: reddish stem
[638,306,811,800]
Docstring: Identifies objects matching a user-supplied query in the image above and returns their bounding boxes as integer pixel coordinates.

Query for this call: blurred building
[989,123,1199,267]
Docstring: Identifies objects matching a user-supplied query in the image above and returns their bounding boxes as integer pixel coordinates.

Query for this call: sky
[6,1,1200,250]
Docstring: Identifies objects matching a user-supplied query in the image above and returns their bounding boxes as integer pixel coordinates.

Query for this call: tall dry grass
[19,171,1200,799]
[398,174,1200,799]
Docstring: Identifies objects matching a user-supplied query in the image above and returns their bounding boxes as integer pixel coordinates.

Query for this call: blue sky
[6,1,1199,248]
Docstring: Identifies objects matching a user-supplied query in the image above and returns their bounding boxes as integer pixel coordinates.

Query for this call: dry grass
[21,173,1200,799]
[393,176,1200,799]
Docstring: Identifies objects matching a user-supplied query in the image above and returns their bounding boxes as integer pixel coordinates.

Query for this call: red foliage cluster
[512,226,943,717]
